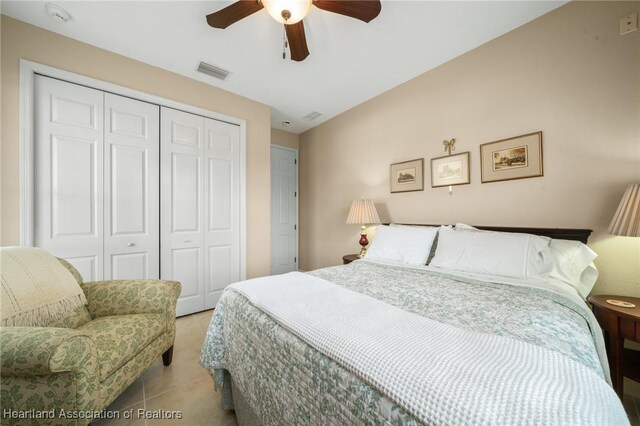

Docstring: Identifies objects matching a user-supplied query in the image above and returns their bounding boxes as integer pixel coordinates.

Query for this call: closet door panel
[110,144,146,234]
[104,93,160,280]
[51,135,98,236]
[110,252,147,279]
[208,246,231,291]
[172,153,201,232]
[171,248,201,298]
[204,119,240,309]
[161,107,206,316]
[208,158,232,231]
[34,75,104,281]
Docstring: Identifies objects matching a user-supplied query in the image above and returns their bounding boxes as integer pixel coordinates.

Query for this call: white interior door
[161,107,206,316]
[104,93,160,280]
[204,118,241,308]
[270,145,298,275]
[34,75,104,281]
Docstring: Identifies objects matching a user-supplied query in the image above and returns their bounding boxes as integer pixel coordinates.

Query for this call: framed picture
[430,151,470,188]
[480,131,543,183]
[390,158,424,193]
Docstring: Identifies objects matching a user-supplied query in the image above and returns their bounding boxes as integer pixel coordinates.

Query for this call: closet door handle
[127,242,135,247]
[183,239,191,243]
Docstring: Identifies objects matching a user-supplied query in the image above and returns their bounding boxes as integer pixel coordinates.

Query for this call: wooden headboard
[385,224,593,244]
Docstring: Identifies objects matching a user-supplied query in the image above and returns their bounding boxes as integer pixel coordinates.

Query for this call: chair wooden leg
[162,346,174,366]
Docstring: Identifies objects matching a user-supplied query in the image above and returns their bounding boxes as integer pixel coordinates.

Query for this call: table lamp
[609,183,640,237]
[606,183,639,308]
[346,198,381,258]
[605,182,640,390]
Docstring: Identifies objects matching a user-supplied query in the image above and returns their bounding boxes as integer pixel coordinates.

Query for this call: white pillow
[365,225,438,265]
[389,224,446,265]
[548,239,598,299]
[430,226,553,280]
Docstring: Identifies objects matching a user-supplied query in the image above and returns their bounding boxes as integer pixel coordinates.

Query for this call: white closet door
[161,107,241,315]
[204,118,240,309]
[104,93,160,280]
[34,75,104,281]
[161,107,206,316]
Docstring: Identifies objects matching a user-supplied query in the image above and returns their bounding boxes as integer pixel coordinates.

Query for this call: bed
[200,224,629,425]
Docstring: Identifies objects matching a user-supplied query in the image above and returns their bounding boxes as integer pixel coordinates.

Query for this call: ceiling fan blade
[285,21,310,62]
[206,1,264,29]
[312,0,381,23]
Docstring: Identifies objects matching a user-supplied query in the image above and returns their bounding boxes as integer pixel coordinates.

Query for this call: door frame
[270,144,299,274]
[19,59,248,281]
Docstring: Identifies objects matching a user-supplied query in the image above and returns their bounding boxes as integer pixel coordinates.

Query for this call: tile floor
[96,310,236,426]
[97,309,640,426]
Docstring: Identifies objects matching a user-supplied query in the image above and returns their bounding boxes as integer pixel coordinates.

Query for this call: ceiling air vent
[303,111,322,121]
[197,61,231,81]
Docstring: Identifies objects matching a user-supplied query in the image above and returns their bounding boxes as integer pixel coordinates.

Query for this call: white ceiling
[2,1,566,134]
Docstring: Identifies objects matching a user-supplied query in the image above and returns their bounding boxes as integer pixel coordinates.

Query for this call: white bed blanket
[229,271,628,426]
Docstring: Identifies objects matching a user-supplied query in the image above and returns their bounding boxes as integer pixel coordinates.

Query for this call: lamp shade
[346,199,380,225]
[608,183,640,237]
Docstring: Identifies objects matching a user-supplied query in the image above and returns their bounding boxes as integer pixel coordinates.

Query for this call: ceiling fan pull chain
[282,14,291,60]
[282,25,287,59]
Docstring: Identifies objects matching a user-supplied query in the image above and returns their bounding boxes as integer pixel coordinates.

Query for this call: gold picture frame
[430,151,470,188]
[480,131,543,183]
[390,158,424,193]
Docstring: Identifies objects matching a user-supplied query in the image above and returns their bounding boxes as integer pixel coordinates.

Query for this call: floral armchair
[0,258,181,426]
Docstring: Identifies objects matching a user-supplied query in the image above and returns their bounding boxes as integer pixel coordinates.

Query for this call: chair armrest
[81,279,181,318]
[0,327,97,376]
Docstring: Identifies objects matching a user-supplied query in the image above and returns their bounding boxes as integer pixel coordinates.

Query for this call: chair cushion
[76,313,165,381]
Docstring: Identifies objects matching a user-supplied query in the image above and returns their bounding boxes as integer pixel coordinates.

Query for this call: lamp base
[358,225,368,258]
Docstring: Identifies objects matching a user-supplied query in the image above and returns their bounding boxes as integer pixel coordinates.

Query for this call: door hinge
[294,191,297,197]
[294,257,297,263]
[294,159,297,165]
[294,224,297,230]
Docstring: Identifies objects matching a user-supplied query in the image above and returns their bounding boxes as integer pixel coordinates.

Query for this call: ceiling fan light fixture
[262,0,312,24]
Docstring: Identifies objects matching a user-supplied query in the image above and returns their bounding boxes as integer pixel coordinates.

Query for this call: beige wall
[271,128,300,150]
[300,1,640,297]
[1,16,272,278]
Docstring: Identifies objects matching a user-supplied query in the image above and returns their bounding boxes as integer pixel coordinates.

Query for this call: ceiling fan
[206,0,382,62]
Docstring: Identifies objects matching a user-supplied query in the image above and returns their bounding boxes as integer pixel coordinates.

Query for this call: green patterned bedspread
[201,260,609,425]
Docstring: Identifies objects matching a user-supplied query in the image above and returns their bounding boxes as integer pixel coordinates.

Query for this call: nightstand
[588,295,640,398]
[342,254,360,265]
